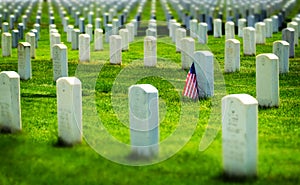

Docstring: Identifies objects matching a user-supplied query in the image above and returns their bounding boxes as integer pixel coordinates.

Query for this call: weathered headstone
[129,84,159,158]
[79,34,90,62]
[175,28,186,52]
[243,27,256,56]
[18,42,31,80]
[238,18,247,37]
[25,32,36,59]
[144,36,157,67]
[225,21,235,40]
[109,35,122,65]
[256,53,279,107]
[213,18,222,38]
[255,22,266,44]
[119,29,129,51]
[2,32,12,57]
[56,77,82,145]
[222,94,258,178]
[225,39,240,73]
[53,44,68,81]
[181,37,195,69]
[198,22,208,44]
[0,71,21,133]
[94,28,103,51]
[273,41,289,74]
[194,51,214,98]
[72,28,80,50]
[282,28,295,58]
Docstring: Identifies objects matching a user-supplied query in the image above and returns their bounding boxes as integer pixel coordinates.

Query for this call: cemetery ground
[0,1,300,185]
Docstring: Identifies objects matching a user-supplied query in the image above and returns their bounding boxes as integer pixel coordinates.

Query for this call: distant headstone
[12,30,19,48]
[0,71,21,133]
[198,22,208,44]
[85,24,93,42]
[222,94,258,178]
[119,29,129,51]
[30,29,39,48]
[144,36,157,67]
[129,84,159,158]
[79,17,85,33]
[263,18,272,38]
[225,21,235,40]
[175,28,186,52]
[146,28,157,37]
[190,19,198,38]
[243,27,256,56]
[238,18,247,37]
[255,22,266,44]
[194,51,214,98]
[256,54,279,107]
[67,25,74,42]
[171,22,181,42]
[79,34,90,62]
[213,18,222,38]
[50,33,61,59]
[53,44,68,81]
[109,35,122,65]
[18,42,31,80]
[282,28,295,58]
[25,32,36,59]
[112,18,119,35]
[272,15,279,33]
[181,37,195,69]
[225,39,240,73]
[94,29,103,51]
[95,18,101,29]
[287,22,299,46]
[56,77,82,146]
[273,41,289,74]
[2,32,12,57]
[2,22,9,32]
[72,28,80,50]
[105,24,113,43]
[17,23,24,40]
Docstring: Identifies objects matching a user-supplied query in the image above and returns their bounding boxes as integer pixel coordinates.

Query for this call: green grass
[0,0,300,184]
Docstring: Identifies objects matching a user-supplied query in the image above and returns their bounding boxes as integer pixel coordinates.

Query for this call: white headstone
[222,94,258,177]
[273,41,289,74]
[72,28,80,50]
[225,39,240,73]
[264,18,273,38]
[213,19,222,38]
[194,51,214,98]
[271,15,279,33]
[181,37,195,69]
[126,23,134,42]
[50,33,61,59]
[198,22,208,44]
[109,35,122,65]
[119,29,129,51]
[94,28,103,51]
[171,22,181,42]
[18,42,31,80]
[79,34,90,62]
[282,28,295,58]
[53,44,68,81]
[256,53,279,107]
[129,84,159,158]
[175,28,186,52]
[287,22,299,46]
[146,28,157,38]
[190,19,198,38]
[2,32,12,57]
[238,18,247,37]
[85,24,93,42]
[243,27,256,56]
[255,22,266,44]
[25,32,36,59]
[144,36,157,67]
[0,71,21,133]
[225,21,235,40]
[67,25,74,42]
[56,77,82,145]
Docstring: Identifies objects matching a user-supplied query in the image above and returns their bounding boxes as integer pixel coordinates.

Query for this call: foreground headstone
[56,77,82,146]
[225,39,240,73]
[194,51,214,98]
[94,29,103,51]
[53,44,68,81]
[79,34,90,62]
[213,19,222,38]
[181,37,195,69]
[243,27,256,56]
[175,28,186,52]
[0,71,21,133]
[109,35,122,65]
[129,84,159,158]
[282,28,295,58]
[2,33,12,57]
[119,29,129,51]
[144,36,157,67]
[273,41,289,74]
[25,32,36,59]
[256,54,279,107]
[222,94,258,178]
[18,42,31,80]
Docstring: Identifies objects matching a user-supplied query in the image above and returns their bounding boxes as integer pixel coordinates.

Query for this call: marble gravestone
[194,51,214,98]
[119,29,129,51]
[56,77,82,146]
[213,19,222,38]
[238,18,247,37]
[144,36,157,67]
[273,41,289,74]
[25,32,36,59]
[109,35,122,65]
[67,25,74,43]
[2,32,12,57]
[129,84,159,158]
[225,39,240,73]
[225,21,235,40]
[282,28,295,58]
[94,29,103,51]
[18,42,32,80]
[222,94,258,178]
[255,22,266,44]
[181,37,195,69]
[256,54,279,107]
[264,18,273,38]
[243,27,256,56]
[0,71,21,133]
[287,22,299,46]
[72,28,80,50]
[50,33,61,59]
[198,22,208,44]
[175,28,186,52]
[53,44,68,81]
[79,34,90,62]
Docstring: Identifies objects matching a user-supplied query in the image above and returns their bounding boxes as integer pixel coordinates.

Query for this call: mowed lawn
[0,0,299,185]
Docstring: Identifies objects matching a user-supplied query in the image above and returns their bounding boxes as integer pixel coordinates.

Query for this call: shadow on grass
[214,172,258,184]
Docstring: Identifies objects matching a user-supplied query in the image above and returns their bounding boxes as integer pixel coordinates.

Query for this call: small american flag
[183,62,198,99]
